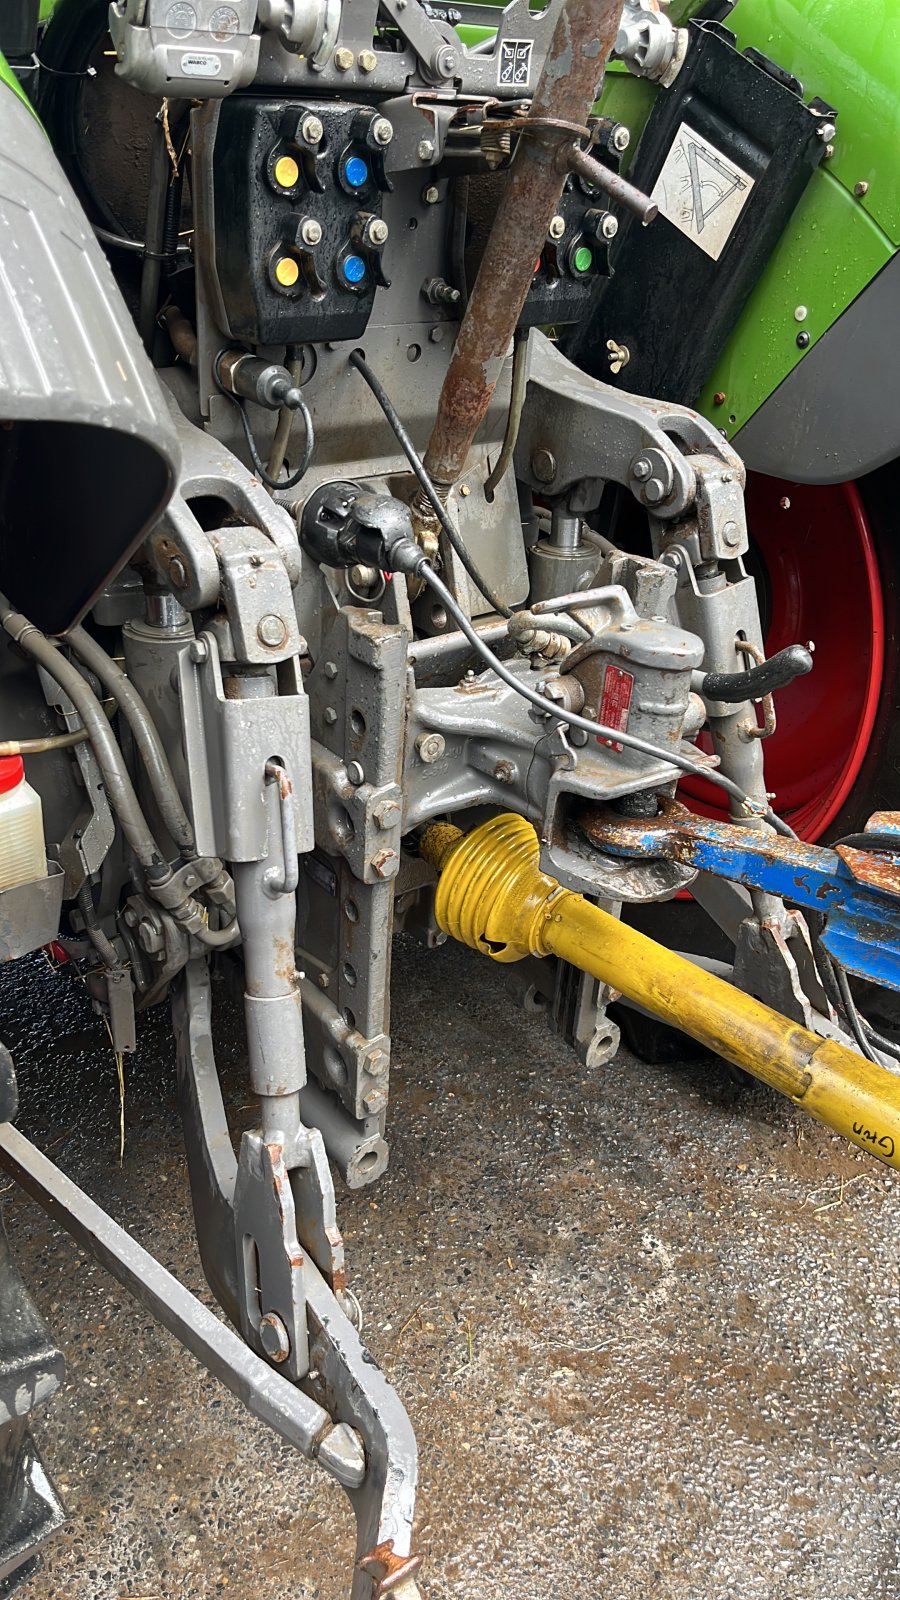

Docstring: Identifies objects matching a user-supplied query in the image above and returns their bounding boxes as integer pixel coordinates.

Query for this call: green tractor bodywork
[469,0,900,462]
[9,0,900,465]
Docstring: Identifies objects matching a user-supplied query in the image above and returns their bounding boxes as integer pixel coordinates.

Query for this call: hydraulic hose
[0,597,167,876]
[421,813,900,1170]
[67,625,196,858]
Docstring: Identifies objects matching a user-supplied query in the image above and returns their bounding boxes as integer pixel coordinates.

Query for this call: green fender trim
[0,50,41,120]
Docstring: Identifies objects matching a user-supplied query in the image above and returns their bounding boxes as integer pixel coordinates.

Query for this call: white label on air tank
[651,122,755,261]
[181,50,222,75]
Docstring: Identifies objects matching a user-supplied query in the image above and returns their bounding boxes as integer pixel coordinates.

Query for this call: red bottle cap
[0,756,24,794]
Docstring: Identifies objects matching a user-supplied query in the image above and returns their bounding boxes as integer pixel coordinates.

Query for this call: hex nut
[367,218,389,246]
[301,114,324,145]
[632,457,652,481]
[323,707,338,725]
[257,613,288,648]
[363,1086,388,1114]
[324,660,338,679]
[415,732,445,763]
[371,117,393,146]
[423,184,440,205]
[259,1313,291,1363]
[363,1047,389,1078]
[334,46,354,70]
[547,214,566,241]
[359,48,378,72]
[417,138,435,162]
[600,213,618,240]
[300,217,323,247]
[611,124,630,153]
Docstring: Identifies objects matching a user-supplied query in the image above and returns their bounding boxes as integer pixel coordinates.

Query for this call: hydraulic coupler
[420,815,900,1169]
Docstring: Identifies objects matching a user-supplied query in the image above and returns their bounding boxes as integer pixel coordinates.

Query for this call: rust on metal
[358,1539,424,1597]
[423,0,624,489]
[836,845,900,896]
[566,144,658,224]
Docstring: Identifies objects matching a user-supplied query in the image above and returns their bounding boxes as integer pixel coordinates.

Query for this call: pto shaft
[420,814,900,1169]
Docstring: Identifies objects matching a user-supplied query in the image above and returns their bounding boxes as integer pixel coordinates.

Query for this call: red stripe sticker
[598,664,634,751]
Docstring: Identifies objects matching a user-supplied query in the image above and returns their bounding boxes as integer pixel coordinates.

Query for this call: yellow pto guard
[421,814,900,1170]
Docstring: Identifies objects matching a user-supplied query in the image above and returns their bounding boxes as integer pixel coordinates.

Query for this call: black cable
[833,831,900,854]
[349,349,512,618]
[214,378,315,493]
[415,559,797,837]
[806,908,900,1065]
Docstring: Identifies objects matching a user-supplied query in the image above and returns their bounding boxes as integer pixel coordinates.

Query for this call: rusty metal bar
[567,143,658,224]
[422,0,624,489]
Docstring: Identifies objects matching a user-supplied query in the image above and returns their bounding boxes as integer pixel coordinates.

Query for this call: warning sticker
[598,665,634,752]
[650,122,754,261]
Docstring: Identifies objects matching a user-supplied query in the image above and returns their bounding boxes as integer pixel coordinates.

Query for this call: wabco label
[180,50,222,75]
[598,665,634,752]
[498,39,533,89]
[651,122,754,262]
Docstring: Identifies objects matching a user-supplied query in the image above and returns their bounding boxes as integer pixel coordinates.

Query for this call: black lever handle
[698,643,814,704]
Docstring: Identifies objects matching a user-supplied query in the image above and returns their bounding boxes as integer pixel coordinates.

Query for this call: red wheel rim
[681,475,884,841]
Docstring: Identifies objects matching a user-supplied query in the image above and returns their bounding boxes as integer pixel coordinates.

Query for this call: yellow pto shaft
[420,813,900,1170]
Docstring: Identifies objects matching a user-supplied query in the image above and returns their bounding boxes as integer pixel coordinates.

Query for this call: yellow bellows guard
[420,813,900,1170]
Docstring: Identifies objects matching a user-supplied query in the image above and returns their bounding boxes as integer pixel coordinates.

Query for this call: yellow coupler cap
[420,813,900,1169]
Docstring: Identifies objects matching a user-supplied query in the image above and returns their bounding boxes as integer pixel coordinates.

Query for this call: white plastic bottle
[0,757,47,891]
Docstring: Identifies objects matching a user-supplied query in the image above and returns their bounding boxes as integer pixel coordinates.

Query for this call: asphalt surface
[1,937,899,1600]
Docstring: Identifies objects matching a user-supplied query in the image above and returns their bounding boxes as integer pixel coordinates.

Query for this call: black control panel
[211,97,390,346]
[519,171,617,330]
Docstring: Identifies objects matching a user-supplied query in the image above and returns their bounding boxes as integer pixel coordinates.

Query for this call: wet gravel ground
[1,936,899,1600]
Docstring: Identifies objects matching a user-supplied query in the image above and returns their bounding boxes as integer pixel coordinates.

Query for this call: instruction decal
[498,39,533,89]
[650,122,754,261]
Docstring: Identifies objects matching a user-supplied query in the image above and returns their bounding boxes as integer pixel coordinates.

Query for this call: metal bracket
[234,1130,310,1380]
[178,633,313,862]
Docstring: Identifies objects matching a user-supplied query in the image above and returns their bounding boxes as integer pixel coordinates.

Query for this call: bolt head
[359,48,378,72]
[415,732,445,763]
[417,138,435,163]
[300,217,322,247]
[600,213,618,240]
[323,706,338,725]
[259,1312,290,1362]
[373,798,401,829]
[611,124,631,153]
[796,330,811,349]
[257,613,288,648]
[548,214,566,241]
[371,117,393,146]
[818,122,837,142]
[632,457,652,481]
[433,43,458,78]
[367,217,389,246]
[334,46,354,70]
[643,476,667,505]
[188,638,208,664]
[371,848,398,879]
[301,114,324,145]
[324,660,338,679]
[363,1086,388,1114]
[363,1046,390,1077]
[854,180,869,197]
[423,184,441,205]
[347,760,365,786]
[168,556,187,588]
[531,448,557,485]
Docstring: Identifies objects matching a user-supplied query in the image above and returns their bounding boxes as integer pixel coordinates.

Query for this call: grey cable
[0,598,166,874]
[416,563,797,839]
[349,349,512,618]
[484,330,529,502]
[67,626,196,858]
